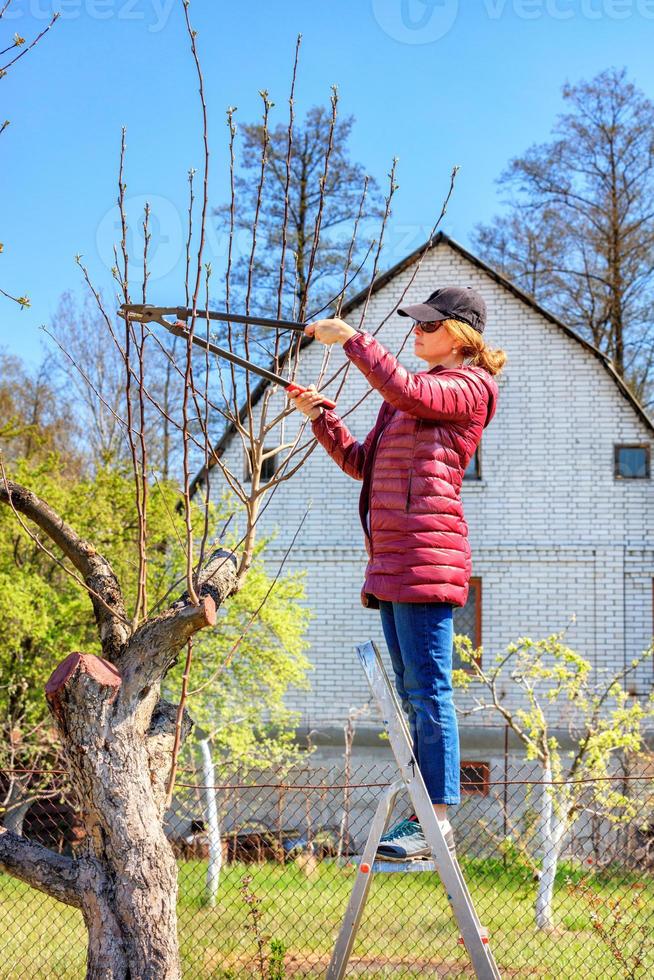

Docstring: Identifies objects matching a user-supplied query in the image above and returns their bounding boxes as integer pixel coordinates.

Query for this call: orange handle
[286,383,336,411]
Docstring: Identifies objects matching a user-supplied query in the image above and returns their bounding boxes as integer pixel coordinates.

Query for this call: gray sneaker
[379,816,413,843]
[376,817,456,862]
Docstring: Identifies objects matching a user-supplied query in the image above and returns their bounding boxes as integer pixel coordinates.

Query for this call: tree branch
[117,548,239,697]
[0,478,130,659]
[0,829,81,908]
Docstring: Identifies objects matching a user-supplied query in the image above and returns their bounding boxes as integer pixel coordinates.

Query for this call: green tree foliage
[0,457,312,790]
[164,516,313,771]
[453,627,654,929]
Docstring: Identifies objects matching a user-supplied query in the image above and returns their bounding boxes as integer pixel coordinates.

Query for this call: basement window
[460,762,490,797]
[614,444,650,479]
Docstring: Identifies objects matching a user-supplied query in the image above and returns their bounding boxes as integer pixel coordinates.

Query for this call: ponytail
[443,318,507,377]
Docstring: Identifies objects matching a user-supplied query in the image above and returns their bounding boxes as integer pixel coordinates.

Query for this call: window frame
[244,447,278,483]
[453,576,482,672]
[463,444,482,481]
[613,443,650,480]
[460,761,490,797]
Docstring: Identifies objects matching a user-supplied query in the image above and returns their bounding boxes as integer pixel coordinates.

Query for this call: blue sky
[3,0,654,367]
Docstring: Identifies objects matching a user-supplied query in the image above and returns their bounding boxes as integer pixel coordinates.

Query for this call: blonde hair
[442,318,507,377]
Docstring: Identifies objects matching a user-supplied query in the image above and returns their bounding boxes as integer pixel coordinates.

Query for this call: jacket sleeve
[310,408,377,481]
[342,330,488,422]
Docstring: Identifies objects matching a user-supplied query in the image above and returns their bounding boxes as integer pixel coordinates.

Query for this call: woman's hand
[304,318,358,346]
[286,384,325,421]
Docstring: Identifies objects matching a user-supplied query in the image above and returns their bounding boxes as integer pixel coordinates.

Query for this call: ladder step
[458,927,490,946]
[327,641,503,980]
[349,854,439,873]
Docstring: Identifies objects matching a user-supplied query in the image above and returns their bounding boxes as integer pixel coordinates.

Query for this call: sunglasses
[414,320,443,334]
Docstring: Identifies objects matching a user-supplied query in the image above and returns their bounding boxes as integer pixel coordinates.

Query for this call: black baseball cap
[397,285,487,334]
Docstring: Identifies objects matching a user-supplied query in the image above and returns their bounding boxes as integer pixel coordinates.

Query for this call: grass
[0,857,651,978]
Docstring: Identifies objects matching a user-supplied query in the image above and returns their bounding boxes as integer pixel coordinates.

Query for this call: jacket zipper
[405,473,413,512]
[368,447,377,558]
[405,419,422,512]
[368,407,406,555]
[367,412,391,558]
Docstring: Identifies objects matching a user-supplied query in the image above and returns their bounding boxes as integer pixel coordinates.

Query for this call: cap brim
[397,303,448,321]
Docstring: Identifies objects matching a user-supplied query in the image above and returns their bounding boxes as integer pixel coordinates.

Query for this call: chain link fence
[1,761,653,978]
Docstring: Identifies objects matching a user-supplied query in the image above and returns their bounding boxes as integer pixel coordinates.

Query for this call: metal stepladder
[327,640,502,980]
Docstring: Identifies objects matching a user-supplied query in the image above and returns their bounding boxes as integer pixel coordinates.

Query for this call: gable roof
[190,231,654,498]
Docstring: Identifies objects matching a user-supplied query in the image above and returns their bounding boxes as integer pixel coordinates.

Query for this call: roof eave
[190,230,654,495]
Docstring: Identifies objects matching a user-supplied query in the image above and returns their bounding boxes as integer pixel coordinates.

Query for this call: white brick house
[200,232,654,778]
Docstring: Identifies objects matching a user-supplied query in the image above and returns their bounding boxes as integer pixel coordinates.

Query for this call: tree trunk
[45,652,195,978]
[535,818,566,931]
[0,480,239,978]
[199,736,222,906]
[534,766,567,931]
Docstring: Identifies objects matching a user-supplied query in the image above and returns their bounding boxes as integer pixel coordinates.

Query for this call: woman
[287,285,506,860]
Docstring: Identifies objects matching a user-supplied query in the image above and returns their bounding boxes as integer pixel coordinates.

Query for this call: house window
[460,762,490,797]
[463,446,481,480]
[453,577,482,671]
[614,444,650,479]
[244,448,277,482]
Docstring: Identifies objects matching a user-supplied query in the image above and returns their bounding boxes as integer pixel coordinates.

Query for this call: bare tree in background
[214,84,384,320]
[0,17,458,978]
[49,290,190,479]
[473,67,654,413]
[50,291,129,465]
[0,351,82,474]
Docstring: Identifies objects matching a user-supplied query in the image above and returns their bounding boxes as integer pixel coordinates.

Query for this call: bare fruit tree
[0,12,458,978]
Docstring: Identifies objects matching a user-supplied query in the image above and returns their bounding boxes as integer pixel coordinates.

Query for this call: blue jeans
[378,600,461,805]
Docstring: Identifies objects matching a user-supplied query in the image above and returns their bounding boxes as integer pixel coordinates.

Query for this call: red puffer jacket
[310,330,499,609]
